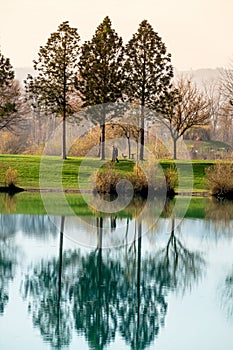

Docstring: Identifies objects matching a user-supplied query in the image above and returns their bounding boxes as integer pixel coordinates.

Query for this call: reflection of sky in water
[0,214,233,350]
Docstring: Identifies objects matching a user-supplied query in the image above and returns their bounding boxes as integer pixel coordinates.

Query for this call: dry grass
[205,162,233,198]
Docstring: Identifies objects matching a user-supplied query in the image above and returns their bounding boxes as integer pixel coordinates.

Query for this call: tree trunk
[139,106,145,161]
[100,105,106,160]
[62,115,66,160]
[173,138,177,160]
[100,123,105,160]
[137,220,142,341]
[127,136,131,159]
[58,216,65,303]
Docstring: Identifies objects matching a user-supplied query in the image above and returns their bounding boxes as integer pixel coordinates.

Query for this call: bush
[93,160,178,198]
[94,162,121,194]
[125,165,148,195]
[164,165,178,196]
[205,162,233,199]
[5,167,18,186]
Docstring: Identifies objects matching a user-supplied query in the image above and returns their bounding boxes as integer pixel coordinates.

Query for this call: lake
[0,193,233,350]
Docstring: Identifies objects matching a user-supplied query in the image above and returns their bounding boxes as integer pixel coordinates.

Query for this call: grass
[0,154,215,192]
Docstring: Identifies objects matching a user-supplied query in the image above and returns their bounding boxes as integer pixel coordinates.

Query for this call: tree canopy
[0,51,24,131]
[124,20,174,159]
[75,16,125,160]
[25,21,80,159]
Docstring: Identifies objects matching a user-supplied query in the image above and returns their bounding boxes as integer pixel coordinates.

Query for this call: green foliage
[124,20,173,160]
[0,50,24,131]
[76,16,125,159]
[205,162,233,198]
[25,21,80,159]
[125,20,173,108]
[77,16,124,107]
[0,51,14,86]
[26,21,80,114]
[0,154,216,193]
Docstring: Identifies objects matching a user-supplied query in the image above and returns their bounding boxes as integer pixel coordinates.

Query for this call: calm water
[0,198,233,350]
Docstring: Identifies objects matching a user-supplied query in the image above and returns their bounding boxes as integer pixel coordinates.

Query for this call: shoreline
[1,187,210,197]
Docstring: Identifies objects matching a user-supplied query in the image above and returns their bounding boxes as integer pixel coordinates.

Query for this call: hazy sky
[0,0,233,70]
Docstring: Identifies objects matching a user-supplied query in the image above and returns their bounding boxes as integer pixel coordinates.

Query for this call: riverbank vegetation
[0,154,213,192]
[205,162,233,199]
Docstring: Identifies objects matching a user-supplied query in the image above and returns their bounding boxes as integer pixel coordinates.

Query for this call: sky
[0,0,233,71]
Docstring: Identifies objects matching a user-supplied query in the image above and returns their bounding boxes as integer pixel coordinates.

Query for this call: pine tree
[76,16,125,160]
[125,20,173,160]
[25,21,80,159]
[0,50,24,131]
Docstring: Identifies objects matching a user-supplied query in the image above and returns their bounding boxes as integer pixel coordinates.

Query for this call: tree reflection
[21,214,207,350]
[118,219,170,350]
[0,236,17,315]
[205,198,233,236]
[220,267,233,320]
[154,217,206,294]
[21,217,73,349]
[71,216,119,349]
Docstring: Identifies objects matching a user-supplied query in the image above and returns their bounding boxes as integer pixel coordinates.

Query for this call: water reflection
[221,267,233,321]
[205,198,233,236]
[154,217,206,294]
[0,213,58,238]
[1,197,233,349]
[19,213,210,350]
[0,228,17,315]
[21,217,73,349]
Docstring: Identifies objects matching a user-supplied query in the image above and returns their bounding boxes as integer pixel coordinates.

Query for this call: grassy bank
[0,154,214,192]
[1,191,232,221]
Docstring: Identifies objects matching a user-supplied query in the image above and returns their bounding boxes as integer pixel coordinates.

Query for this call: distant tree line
[0,16,233,159]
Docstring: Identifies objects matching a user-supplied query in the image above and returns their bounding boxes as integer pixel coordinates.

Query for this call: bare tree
[203,80,225,139]
[221,59,233,106]
[217,103,233,146]
[158,77,210,159]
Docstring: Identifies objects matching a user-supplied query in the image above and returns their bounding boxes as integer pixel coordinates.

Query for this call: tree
[158,77,210,159]
[25,21,80,159]
[124,20,173,160]
[221,58,233,106]
[76,16,125,160]
[203,80,224,139]
[0,51,25,131]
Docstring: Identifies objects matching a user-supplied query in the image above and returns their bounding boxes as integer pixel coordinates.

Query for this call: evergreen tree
[76,16,125,160]
[125,20,173,160]
[0,51,23,131]
[25,21,80,159]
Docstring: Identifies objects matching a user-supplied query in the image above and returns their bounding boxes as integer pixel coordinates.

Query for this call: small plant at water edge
[5,167,18,187]
[205,162,233,199]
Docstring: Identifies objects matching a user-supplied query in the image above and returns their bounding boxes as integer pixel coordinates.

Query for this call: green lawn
[0,154,215,192]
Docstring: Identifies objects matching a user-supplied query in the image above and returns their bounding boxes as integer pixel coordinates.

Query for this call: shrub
[5,167,18,186]
[93,160,178,198]
[125,164,148,195]
[205,162,233,199]
[164,165,178,196]
[94,163,121,194]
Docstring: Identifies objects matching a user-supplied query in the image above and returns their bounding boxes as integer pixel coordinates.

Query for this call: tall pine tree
[125,20,173,160]
[0,50,25,131]
[25,21,80,159]
[76,16,125,160]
